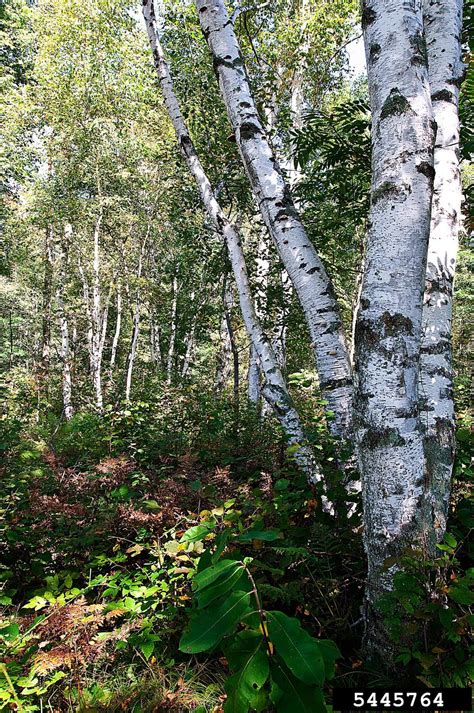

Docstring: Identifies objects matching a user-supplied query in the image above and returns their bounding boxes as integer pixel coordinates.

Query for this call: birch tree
[142,0,323,484]
[355,0,436,648]
[420,0,464,540]
[56,224,73,419]
[194,0,353,440]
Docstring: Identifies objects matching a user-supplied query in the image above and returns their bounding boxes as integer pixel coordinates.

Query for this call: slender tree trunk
[195,0,353,439]
[215,280,233,392]
[125,237,147,400]
[91,210,104,410]
[420,0,464,542]
[142,0,322,484]
[166,270,179,386]
[56,224,73,420]
[223,280,239,414]
[109,281,122,380]
[40,226,54,390]
[149,309,163,369]
[355,0,436,654]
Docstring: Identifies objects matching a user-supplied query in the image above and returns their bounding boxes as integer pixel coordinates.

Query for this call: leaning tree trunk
[419,0,464,543]
[355,0,436,654]
[194,0,353,440]
[142,0,323,485]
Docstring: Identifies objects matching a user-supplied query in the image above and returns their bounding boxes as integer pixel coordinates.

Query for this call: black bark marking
[361,427,406,450]
[431,89,455,103]
[361,2,376,29]
[380,89,412,120]
[416,161,435,181]
[239,120,262,141]
[371,181,400,205]
[381,311,414,336]
[369,43,381,63]
[410,32,428,66]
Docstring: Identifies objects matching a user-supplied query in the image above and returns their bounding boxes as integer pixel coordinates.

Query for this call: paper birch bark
[420,0,464,542]
[194,0,353,440]
[56,224,73,420]
[90,210,104,410]
[109,281,122,382]
[355,0,436,645]
[125,236,147,401]
[142,0,322,484]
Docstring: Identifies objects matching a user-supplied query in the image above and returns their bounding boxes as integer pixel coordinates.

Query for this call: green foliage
[378,531,473,686]
[178,527,341,713]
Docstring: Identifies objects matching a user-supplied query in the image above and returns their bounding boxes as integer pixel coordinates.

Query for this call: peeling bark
[356,0,436,653]
[194,0,353,439]
[420,0,464,543]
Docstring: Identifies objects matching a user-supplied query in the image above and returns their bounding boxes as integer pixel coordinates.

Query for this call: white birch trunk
[56,224,73,420]
[195,0,353,439]
[149,309,162,368]
[355,0,436,647]
[166,271,178,386]
[90,211,104,409]
[110,282,122,375]
[420,0,464,542]
[247,344,260,404]
[125,237,146,400]
[142,0,324,486]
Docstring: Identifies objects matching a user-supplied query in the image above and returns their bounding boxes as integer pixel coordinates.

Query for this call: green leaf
[224,631,270,713]
[448,584,474,606]
[0,623,19,641]
[197,564,246,608]
[270,659,326,713]
[444,532,457,549]
[193,559,241,591]
[317,639,341,680]
[235,530,282,543]
[267,611,325,686]
[180,523,215,543]
[143,499,160,511]
[179,590,251,653]
[139,640,154,659]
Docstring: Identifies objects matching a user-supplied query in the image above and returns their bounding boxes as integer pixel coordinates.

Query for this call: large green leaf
[224,631,270,713]
[267,611,325,686]
[193,559,241,591]
[317,639,341,680]
[197,564,247,608]
[270,658,326,713]
[179,590,251,653]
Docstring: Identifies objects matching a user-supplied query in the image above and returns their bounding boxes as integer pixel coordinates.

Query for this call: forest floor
[0,403,472,711]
